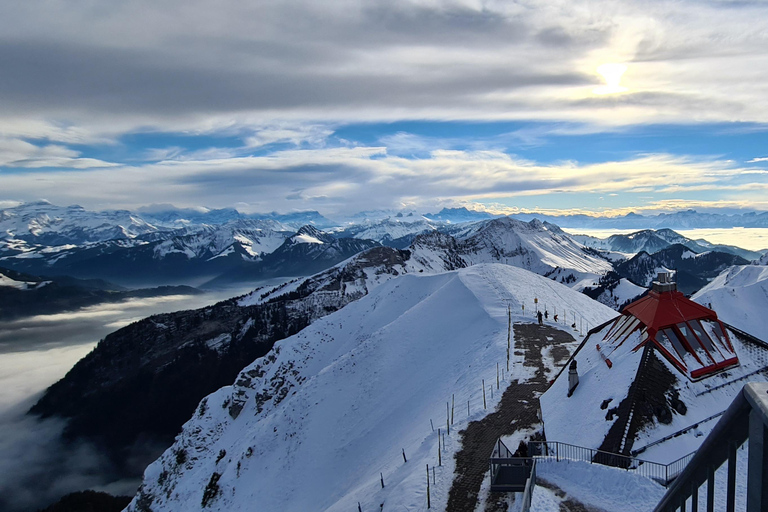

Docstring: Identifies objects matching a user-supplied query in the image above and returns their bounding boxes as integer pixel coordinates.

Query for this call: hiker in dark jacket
[537,311,543,325]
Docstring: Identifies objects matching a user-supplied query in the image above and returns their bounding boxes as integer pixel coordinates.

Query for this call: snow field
[129,265,616,512]
[531,459,665,512]
[693,264,768,340]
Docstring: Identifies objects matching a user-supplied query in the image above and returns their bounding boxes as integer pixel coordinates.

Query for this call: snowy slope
[127,264,615,512]
[692,265,768,340]
[593,278,646,310]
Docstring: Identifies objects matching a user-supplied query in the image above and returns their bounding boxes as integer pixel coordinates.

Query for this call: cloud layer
[1,0,767,138]
[1,0,768,214]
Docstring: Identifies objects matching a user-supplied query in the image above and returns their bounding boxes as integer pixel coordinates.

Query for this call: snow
[595,278,646,310]
[0,273,49,290]
[127,264,616,512]
[293,233,324,244]
[693,264,768,340]
[532,460,665,512]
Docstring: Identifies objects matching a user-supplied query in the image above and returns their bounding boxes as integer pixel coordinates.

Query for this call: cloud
[748,157,768,163]
[0,289,248,511]
[0,0,767,144]
[0,138,117,169]
[1,142,763,215]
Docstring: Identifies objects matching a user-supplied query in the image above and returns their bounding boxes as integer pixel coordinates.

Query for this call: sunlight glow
[593,63,629,95]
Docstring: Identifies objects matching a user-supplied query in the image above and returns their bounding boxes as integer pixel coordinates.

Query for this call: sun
[593,63,629,95]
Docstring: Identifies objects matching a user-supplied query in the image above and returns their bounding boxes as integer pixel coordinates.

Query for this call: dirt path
[446,323,575,512]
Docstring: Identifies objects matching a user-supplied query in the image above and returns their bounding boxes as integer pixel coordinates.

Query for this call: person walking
[537,311,543,325]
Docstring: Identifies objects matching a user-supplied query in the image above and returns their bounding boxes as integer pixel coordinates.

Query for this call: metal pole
[748,409,768,512]
[727,441,737,512]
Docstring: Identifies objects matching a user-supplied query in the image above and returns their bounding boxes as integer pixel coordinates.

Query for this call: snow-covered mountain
[126,264,616,512]
[512,209,768,230]
[152,219,293,261]
[693,264,768,340]
[0,200,159,245]
[581,272,647,310]
[0,221,369,287]
[615,244,749,294]
[457,218,612,276]
[423,206,499,223]
[206,226,381,287]
[336,217,439,248]
[575,228,763,261]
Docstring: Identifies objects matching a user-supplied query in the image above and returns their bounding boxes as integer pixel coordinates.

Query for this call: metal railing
[528,441,695,486]
[654,382,768,512]
[490,439,534,493]
[519,458,537,512]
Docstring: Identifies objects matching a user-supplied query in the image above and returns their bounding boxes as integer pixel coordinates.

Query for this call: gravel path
[446,323,575,512]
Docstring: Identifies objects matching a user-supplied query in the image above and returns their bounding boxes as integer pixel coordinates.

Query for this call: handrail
[528,440,694,486]
[653,382,768,512]
[520,458,537,512]
[632,411,725,456]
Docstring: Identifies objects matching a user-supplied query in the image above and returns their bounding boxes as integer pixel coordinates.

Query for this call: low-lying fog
[0,283,266,511]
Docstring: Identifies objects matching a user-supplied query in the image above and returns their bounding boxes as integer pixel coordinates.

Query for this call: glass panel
[659,328,687,361]
[614,317,640,346]
[712,322,727,344]
[608,316,638,346]
[677,323,713,364]
[689,320,716,354]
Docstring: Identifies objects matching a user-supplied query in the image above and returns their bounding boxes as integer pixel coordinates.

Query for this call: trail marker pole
[426,464,431,509]
[482,379,487,409]
[438,428,442,466]
[451,394,454,425]
[467,399,470,417]
[380,473,384,488]
[507,305,511,372]
[446,403,450,435]
[430,419,434,432]
[402,448,407,463]
[359,502,363,512]
[496,363,499,389]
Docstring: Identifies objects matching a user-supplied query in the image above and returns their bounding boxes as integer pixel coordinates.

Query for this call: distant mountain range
[3,201,765,294]
[573,228,764,261]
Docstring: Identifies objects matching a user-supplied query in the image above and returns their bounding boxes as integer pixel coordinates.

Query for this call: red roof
[612,289,738,380]
[622,290,717,337]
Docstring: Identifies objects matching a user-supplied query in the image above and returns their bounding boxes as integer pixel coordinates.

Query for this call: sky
[1,0,768,217]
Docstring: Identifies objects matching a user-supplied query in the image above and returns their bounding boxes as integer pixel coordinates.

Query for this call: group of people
[536,310,557,324]
[536,308,575,330]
